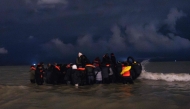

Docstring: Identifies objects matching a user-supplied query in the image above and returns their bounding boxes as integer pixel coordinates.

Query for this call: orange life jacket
[86,64,95,68]
[121,66,131,77]
[123,70,130,76]
[77,68,85,71]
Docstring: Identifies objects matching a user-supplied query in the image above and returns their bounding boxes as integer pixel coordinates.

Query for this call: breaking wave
[139,60,190,82]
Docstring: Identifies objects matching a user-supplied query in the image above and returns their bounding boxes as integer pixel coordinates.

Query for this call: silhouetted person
[64,63,73,85]
[102,53,110,64]
[52,63,60,84]
[71,64,80,87]
[85,63,95,85]
[76,52,90,67]
[110,53,116,65]
[29,65,36,83]
[35,65,44,85]
[101,63,110,84]
[120,62,133,84]
[94,57,101,66]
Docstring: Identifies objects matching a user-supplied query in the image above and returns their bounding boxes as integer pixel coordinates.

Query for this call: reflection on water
[26,83,135,99]
[0,80,190,109]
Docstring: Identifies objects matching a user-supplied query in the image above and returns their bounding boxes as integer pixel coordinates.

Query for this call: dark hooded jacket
[102,54,111,64]
[85,64,95,76]
[101,63,109,79]
[64,64,73,82]
[71,65,81,84]
[35,65,44,85]
[110,53,116,65]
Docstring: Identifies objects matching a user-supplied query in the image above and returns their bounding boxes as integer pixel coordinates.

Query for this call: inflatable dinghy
[127,56,142,80]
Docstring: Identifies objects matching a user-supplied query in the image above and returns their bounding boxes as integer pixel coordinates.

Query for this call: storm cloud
[43,8,190,58]
[1,0,190,64]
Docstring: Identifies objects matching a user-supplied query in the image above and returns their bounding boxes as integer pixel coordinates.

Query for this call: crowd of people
[29,52,137,86]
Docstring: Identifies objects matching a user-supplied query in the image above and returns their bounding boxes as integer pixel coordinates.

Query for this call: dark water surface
[0,62,190,109]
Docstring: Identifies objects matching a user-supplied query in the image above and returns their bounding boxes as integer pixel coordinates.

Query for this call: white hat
[78,52,83,57]
[72,64,77,69]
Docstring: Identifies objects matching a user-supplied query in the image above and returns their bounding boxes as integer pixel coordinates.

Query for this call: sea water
[0,61,190,109]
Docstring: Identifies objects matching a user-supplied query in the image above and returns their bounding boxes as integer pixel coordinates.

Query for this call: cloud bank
[25,0,68,9]
[37,0,68,5]
[42,8,190,61]
[165,8,186,31]
[1,0,190,64]
[26,0,68,5]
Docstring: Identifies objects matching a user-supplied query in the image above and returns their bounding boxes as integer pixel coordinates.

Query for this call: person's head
[85,60,91,64]
[78,52,83,57]
[37,65,42,69]
[123,62,129,66]
[95,57,100,60]
[72,64,77,70]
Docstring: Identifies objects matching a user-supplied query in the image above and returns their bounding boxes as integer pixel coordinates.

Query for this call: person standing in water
[53,63,63,84]
[44,63,53,84]
[29,65,36,83]
[110,53,116,66]
[71,64,80,87]
[94,63,102,84]
[85,63,95,85]
[102,53,111,64]
[76,52,83,67]
[64,63,73,85]
[120,62,133,84]
[35,64,44,85]
[76,52,90,68]
[101,62,110,84]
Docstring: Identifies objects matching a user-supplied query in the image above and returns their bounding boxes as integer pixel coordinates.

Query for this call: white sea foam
[139,71,190,82]
[139,60,190,82]
[141,59,150,70]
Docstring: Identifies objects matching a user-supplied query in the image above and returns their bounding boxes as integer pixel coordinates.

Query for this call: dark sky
[1,0,190,65]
